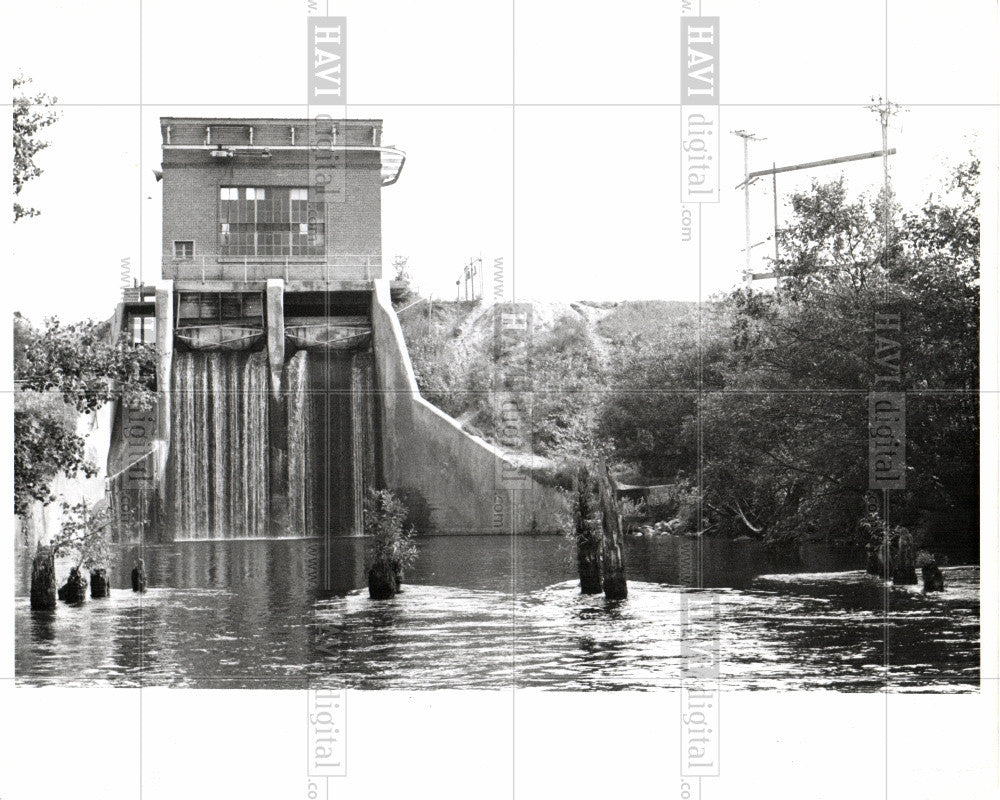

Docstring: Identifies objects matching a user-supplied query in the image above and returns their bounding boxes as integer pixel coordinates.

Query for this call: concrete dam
[106,117,566,541]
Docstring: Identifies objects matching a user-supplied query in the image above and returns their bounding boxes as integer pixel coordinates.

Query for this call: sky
[5,0,998,322]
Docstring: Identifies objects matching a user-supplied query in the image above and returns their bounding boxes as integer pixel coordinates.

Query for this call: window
[130,316,156,345]
[219,186,325,257]
[174,240,195,259]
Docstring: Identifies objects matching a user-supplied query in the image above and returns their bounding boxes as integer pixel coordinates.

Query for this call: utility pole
[867,96,901,267]
[732,130,765,280]
[739,146,898,280]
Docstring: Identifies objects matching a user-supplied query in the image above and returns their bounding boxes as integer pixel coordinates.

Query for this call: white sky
[4,0,998,322]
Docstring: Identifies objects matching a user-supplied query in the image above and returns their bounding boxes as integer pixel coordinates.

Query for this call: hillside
[396,297,698,469]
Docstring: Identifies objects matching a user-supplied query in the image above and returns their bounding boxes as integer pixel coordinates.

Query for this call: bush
[363,489,418,574]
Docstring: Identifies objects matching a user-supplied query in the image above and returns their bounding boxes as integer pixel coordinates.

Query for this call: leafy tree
[50,498,143,569]
[599,160,980,550]
[14,315,156,517]
[13,74,59,222]
[52,500,114,571]
[14,391,95,517]
[18,316,157,413]
[363,488,417,572]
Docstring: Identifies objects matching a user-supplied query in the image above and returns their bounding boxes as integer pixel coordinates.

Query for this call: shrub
[363,488,418,573]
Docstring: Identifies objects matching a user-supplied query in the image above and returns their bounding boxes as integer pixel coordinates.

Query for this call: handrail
[106,445,158,485]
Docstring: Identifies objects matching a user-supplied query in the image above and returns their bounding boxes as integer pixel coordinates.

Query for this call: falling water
[286,349,379,537]
[168,351,270,539]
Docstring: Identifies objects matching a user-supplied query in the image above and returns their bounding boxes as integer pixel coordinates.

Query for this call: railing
[163,254,383,283]
[106,444,160,488]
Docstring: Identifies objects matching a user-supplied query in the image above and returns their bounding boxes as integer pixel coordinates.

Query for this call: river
[14,534,979,690]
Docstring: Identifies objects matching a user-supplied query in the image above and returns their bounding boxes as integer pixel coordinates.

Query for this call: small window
[130,316,155,345]
[290,188,308,201]
[174,241,194,259]
[220,187,238,201]
[246,187,265,200]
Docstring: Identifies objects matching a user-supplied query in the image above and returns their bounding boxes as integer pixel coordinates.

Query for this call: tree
[599,159,980,551]
[363,488,417,599]
[18,316,157,413]
[13,315,156,517]
[13,74,60,222]
[52,500,115,572]
[14,391,96,517]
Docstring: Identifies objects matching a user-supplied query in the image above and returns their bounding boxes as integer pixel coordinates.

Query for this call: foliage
[18,316,157,413]
[14,391,95,516]
[51,500,115,570]
[599,159,980,548]
[13,74,60,222]
[363,488,418,571]
[391,255,411,283]
[403,305,611,463]
[527,316,604,459]
[13,315,157,516]
[50,499,141,570]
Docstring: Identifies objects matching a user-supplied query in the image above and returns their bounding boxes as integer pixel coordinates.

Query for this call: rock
[30,547,57,610]
[90,568,111,599]
[922,563,945,592]
[368,563,397,599]
[131,559,147,593]
[58,567,88,604]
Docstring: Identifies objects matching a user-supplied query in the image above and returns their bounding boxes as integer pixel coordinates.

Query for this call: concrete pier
[266,279,285,397]
[266,279,289,524]
[154,282,174,495]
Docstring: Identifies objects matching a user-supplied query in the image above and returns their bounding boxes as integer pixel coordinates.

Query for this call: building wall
[370,281,569,534]
[161,152,383,280]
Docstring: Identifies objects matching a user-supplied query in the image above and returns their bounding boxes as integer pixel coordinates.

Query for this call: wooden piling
[597,462,628,600]
[574,466,603,594]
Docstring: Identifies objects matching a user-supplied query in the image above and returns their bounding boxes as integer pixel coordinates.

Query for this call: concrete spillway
[111,279,569,541]
[285,349,379,537]
[160,347,379,541]
[168,351,270,539]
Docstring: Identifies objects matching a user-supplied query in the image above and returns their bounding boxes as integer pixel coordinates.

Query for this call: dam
[106,117,566,541]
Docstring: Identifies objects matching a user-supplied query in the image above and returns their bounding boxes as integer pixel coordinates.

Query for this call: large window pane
[219,187,324,256]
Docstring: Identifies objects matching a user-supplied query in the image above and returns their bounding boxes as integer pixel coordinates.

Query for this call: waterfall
[168,351,270,539]
[285,350,379,536]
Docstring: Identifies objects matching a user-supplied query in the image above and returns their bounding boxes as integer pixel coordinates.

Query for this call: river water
[14,535,979,690]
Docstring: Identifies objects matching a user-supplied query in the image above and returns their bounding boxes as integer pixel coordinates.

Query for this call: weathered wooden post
[597,462,628,600]
[90,568,111,598]
[574,465,603,594]
[368,562,398,600]
[29,545,57,610]
[58,566,88,604]
[892,528,917,585]
[131,559,147,593]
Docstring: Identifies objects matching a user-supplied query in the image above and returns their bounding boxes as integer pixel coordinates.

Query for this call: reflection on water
[14,535,979,690]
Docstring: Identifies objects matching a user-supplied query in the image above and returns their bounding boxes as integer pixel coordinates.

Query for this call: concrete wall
[370,281,569,534]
